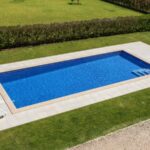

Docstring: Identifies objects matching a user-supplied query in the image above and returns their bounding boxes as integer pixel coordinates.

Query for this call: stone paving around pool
[0,41,150,131]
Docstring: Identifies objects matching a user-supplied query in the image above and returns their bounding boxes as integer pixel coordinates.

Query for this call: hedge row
[104,0,150,13]
[0,15,150,50]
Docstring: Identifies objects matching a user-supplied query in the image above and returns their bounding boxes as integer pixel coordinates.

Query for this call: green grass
[0,88,149,150]
[0,0,142,26]
[0,32,150,64]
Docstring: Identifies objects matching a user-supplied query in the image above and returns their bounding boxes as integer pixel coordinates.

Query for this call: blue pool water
[0,51,150,108]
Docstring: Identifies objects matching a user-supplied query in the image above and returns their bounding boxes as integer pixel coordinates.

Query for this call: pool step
[132,69,150,77]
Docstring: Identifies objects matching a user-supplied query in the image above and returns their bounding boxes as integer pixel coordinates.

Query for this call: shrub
[104,0,150,13]
[0,15,150,50]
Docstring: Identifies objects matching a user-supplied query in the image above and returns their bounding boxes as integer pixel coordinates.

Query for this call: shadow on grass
[68,2,82,5]
[11,0,25,3]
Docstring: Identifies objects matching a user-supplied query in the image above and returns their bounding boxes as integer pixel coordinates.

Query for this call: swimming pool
[0,51,150,108]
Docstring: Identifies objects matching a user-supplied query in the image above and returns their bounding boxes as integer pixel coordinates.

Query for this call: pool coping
[0,41,150,114]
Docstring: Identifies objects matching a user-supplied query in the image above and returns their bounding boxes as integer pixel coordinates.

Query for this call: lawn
[0,88,149,150]
[0,32,150,64]
[0,0,142,26]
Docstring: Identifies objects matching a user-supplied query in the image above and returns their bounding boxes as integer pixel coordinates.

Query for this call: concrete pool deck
[0,41,150,131]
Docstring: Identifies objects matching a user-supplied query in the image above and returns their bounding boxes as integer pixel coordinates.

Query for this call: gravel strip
[69,119,150,150]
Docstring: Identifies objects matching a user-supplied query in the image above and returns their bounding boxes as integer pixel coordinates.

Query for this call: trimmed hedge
[0,15,150,50]
[104,0,150,13]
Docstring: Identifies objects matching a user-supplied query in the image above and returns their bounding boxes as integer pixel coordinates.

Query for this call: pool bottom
[0,52,149,108]
[1,74,149,114]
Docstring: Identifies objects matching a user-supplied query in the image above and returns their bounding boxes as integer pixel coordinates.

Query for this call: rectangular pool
[0,51,150,108]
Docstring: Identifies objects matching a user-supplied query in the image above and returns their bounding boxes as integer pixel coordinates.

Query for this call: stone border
[0,41,150,131]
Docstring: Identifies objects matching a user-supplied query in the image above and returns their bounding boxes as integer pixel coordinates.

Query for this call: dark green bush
[0,15,150,50]
[104,0,150,13]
